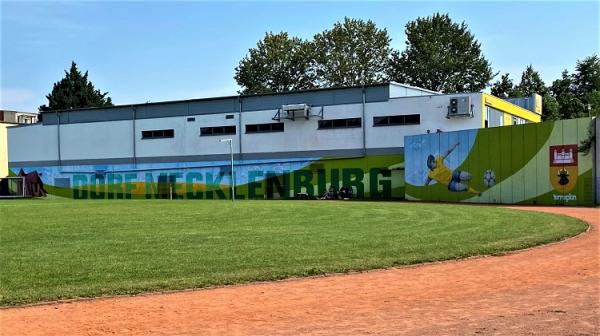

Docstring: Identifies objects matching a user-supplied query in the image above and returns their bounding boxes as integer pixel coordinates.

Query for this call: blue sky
[1,1,598,112]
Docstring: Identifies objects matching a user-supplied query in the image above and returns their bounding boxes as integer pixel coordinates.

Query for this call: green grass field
[0,199,587,306]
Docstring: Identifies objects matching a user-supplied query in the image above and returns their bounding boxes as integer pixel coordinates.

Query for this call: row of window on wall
[512,116,528,125]
[140,114,421,139]
[485,106,504,128]
[484,106,530,128]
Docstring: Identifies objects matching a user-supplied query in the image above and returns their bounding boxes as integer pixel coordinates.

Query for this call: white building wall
[178,113,240,156]
[8,124,59,162]
[8,93,486,163]
[60,120,132,160]
[134,113,240,158]
[365,93,483,148]
[241,103,363,154]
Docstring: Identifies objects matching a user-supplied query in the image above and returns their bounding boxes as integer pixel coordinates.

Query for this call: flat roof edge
[40,82,393,114]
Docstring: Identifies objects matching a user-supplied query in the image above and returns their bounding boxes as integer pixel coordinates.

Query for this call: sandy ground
[0,206,598,336]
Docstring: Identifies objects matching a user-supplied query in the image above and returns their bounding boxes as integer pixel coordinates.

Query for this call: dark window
[404,114,420,125]
[318,118,362,130]
[246,122,284,134]
[226,114,235,119]
[389,115,404,125]
[141,129,175,139]
[372,114,420,127]
[246,124,258,133]
[187,117,195,122]
[319,120,332,129]
[373,116,387,127]
[200,125,236,136]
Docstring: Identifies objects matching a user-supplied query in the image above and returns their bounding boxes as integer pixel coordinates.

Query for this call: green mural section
[405,118,595,206]
[232,155,405,200]
[17,153,404,200]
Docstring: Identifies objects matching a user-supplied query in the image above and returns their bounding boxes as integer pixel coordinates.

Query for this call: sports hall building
[6,82,543,200]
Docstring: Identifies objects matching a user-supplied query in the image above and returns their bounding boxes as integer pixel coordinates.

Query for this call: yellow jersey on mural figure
[428,156,453,185]
[425,142,480,195]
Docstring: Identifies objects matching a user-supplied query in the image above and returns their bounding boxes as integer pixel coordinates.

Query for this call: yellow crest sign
[549,145,578,193]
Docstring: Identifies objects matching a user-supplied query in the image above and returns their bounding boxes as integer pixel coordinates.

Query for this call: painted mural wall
[9,154,405,200]
[405,118,596,206]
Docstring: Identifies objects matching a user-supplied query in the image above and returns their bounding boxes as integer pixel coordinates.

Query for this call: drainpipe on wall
[57,111,62,166]
[238,97,243,160]
[362,86,367,156]
[131,106,137,166]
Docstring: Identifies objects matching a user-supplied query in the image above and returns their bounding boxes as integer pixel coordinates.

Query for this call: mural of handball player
[425,142,481,196]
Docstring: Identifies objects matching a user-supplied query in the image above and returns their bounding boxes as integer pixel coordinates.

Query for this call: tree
[39,62,113,111]
[578,119,596,155]
[550,70,573,99]
[515,65,547,96]
[491,73,515,98]
[234,32,316,95]
[388,13,493,93]
[550,71,578,119]
[541,93,560,121]
[544,56,600,120]
[572,55,600,98]
[583,90,600,117]
[572,55,600,117]
[312,17,391,87]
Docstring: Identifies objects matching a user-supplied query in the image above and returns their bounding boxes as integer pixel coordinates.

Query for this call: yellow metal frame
[481,93,542,128]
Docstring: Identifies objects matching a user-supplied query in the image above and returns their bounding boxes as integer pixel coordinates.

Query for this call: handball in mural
[483,170,496,188]
[425,142,481,195]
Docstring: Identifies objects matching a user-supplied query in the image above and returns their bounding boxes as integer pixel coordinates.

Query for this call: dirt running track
[1,206,598,336]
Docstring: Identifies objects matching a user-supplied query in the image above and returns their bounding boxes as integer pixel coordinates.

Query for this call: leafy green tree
[573,55,600,98]
[312,17,391,86]
[388,13,493,93]
[39,61,113,111]
[578,119,596,154]
[541,93,560,121]
[511,65,562,120]
[234,32,316,94]
[583,90,600,117]
[492,65,560,120]
[550,70,573,98]
[572,55,600,117]
[491,73,516,98]
[550,70,586,119]
[515,65,547,96]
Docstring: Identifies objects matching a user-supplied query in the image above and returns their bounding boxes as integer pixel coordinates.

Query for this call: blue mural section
[405,129,477,187]
[11,157,318,199]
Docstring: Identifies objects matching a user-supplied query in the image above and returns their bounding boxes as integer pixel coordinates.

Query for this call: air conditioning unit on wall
[272,103,324,122]
[447,97,473,118]
[282,104,310,120]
